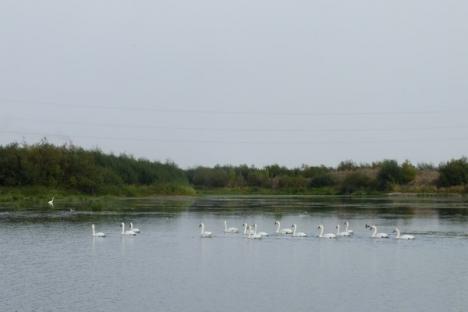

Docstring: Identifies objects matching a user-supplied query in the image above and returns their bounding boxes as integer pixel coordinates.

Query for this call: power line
[0,97,460,117]
[8,116,468,133]
[1,130,468,145]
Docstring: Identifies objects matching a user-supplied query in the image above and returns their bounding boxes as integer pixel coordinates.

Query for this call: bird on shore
[48,197,55,208]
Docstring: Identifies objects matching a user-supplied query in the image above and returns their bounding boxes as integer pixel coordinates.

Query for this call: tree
[339,172,375,194]
[438,158,468,187]
[376,160,416,191]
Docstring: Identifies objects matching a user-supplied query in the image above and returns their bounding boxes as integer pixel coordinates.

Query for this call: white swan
[291,224,307,237]
[121,222,136,236]
[274,221,293,234]
[393,227,415,240]
[199,223,212,238]
[48,196,54,207]
[224,220,239,233]
[366,224,389,238]
[317,224,336,239]
[243,223,255,235]
[247,225,263,239]
[253,224,268,237]
[129,222,140,233]
[92,224,106,237]
[336,224,351,237]
[344,221,354,234]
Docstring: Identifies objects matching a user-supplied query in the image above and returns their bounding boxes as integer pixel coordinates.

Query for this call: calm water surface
[1,196,468,311]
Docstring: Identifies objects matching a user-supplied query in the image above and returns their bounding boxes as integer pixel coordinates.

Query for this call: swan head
[393,227,399,233]
[344,221,349,226]
[120,223,124,227]
[317,224,324,229]
[291,224,297,228]
[198,223,203,228]
[274,221,279,225]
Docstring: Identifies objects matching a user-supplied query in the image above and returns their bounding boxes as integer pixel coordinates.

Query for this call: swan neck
[224,221,227,231]
[92,225,95,235]
[336,225,340,234]
[275,222,280,233]
[319,227,324,237]
[372,227,377,236]
[395,228,400,238]
[200,223,205,234]
[345,222,349,232]
[121,223,125,234]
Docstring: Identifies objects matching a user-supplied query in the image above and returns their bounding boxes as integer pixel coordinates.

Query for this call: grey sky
[1,0,467,168]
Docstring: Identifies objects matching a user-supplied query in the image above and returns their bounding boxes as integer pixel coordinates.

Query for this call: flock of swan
[199,220,415,240]
[47,196,413,241]
[91,222,141,237]
[90,220,415,240]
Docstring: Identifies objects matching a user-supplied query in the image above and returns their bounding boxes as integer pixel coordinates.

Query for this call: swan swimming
[393,227,415,240]
[317,224,336,239]
[121,223,137,236]
[243,223,255,235]
[344,221,354,234]
[247,225,263,239]
[366,224,389,238]
[336,224,351,237]
[291,224,307,237]
[199,223,212,238]
[48,197,54,208]
[274,221,293,234]
[129,222,140,233]
[92,224,106,237]
[253,224,268,237]
[224,220,239,233]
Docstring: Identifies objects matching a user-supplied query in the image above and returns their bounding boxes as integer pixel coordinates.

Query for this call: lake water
[1,195,468,311]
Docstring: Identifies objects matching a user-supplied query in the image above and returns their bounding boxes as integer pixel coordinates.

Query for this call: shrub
[438,158,468,187]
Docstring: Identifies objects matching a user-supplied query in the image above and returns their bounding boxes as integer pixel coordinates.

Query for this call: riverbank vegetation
[0,142,467,199]
[0,141,195,199]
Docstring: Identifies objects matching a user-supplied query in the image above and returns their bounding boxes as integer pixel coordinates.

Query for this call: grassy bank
[1,184,466,205]
[0,184,196,204]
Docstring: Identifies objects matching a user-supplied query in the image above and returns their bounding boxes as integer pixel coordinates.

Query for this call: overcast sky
[0,0,467,168]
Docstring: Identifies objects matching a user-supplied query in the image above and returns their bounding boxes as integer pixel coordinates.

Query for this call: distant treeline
[190,156,468,194]
[0,142,467,196]
[0,142,192,195]
[187,158,467,194]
